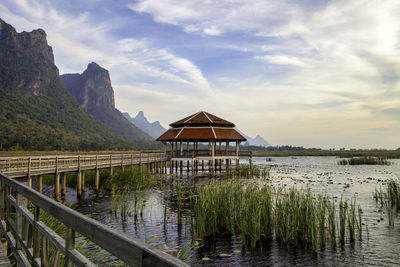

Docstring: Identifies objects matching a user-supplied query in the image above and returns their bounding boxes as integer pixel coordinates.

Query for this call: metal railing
[0,152,167,178]
[0,172,188,267]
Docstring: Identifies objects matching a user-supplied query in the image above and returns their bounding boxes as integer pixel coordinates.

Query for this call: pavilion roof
[169,111,235,128]
[156,111,246,142]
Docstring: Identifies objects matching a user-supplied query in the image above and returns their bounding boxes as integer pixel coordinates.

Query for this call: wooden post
[187,160,189,173]
[121,154,124,171]
[33,206,40,259]
[38,175,43,194]
[180,141,183,156]
[202,160,204,172]
[62,172,67,197]
[27,156,32,188]
[110,155,113,176]
[180,161,183,174]
[55,173,60,201]
[77,171,82,198]
[82,171,85,191]
[65,226,75,267]
[55,156,59,201]
[95,155,99,192]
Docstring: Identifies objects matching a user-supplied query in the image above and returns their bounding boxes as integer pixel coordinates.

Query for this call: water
[45,156,400,266]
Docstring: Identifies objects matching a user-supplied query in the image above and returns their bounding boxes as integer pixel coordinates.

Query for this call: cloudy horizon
[1,0,400,149]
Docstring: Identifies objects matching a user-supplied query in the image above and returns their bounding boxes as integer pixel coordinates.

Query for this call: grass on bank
[191,180,364,251]
[338,157,392,165]
[252,150,400,158]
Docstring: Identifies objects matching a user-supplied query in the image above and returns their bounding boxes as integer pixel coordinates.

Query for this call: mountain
[236,128,270,147]
[60,63,156,146]
[123,111,166,138]
[0,18,135,150]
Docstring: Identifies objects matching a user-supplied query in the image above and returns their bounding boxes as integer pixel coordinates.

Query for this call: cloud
[2,0,400,148]
[0,0,211,95]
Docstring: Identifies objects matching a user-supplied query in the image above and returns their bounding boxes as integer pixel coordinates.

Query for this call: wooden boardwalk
[0,152,167,178]
[0,152,168,200]
[0,168,188,267]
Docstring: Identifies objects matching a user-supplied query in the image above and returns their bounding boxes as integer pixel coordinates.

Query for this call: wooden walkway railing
[0,172,189,267]
[0,152,167,178]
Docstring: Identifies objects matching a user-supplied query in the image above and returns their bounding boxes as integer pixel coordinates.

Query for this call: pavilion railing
[0,172,188,267]
[169,150,252,158]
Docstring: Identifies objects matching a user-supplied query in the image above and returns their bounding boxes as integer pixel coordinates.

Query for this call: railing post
[33,206,40,259]
[65,226,75,267]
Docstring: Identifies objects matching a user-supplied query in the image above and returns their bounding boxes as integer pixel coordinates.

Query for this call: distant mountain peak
[135,111,146,120]
[124,111,166,139]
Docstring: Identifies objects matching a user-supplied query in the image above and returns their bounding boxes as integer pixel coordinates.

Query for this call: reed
[338,157,392,165]
[339,197,347,246]
[191,180,364,251]
[105,165,158,192]
[373,178,400,226]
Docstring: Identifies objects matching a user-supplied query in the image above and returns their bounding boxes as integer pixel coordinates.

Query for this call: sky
[1,0,400,149]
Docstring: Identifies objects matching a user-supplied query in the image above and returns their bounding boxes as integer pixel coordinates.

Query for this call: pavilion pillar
[180,161,183,174]
[180,141,183,156]
[236,140,239,169]
[187,160,189,173]
[202,160,204,172]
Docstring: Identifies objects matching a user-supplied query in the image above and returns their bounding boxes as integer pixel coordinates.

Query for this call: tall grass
[223,164,270,179]
[374,178,400,227]
[105,165,158,192]
[338,157,392,165]
[191,180,366,251]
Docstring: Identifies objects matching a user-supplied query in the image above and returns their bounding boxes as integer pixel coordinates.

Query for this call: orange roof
[157,111,246,141]
[156,127,246,141]
[169,111,235,128]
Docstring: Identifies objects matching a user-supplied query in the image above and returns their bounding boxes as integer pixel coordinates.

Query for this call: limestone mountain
[60,63,155,144]
[235,128,270,147]
[123,111,166,139]
[0,18,137,150]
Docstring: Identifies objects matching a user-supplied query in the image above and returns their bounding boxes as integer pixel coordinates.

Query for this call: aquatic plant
[373,178,400,227]
[338,157,392,165]
[191,180,365,251]
[105,165,158,192]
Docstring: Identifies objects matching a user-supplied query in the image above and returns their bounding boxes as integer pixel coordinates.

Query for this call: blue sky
[1,0,400,149]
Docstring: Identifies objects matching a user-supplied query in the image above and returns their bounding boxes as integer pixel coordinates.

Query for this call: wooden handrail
[0,172,188,267]
[0,152,167,178]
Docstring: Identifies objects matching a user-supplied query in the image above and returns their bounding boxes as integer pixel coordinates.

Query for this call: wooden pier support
[38,175,42,194]
[77,171,82,198]
[55,173,60,201]
[95,169,100,192]
[62,172,66,197]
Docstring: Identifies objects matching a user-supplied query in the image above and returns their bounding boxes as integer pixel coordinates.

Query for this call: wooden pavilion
[156,111,252,174]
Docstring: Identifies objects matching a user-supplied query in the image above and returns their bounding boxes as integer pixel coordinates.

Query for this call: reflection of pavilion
[156,111,252,173]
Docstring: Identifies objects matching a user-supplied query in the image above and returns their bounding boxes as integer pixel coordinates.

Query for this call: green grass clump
[191,180,366,251]
[374,178,400,227]
[223,164,270,179]
[338,157,392,165]
[105,165,158,192]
